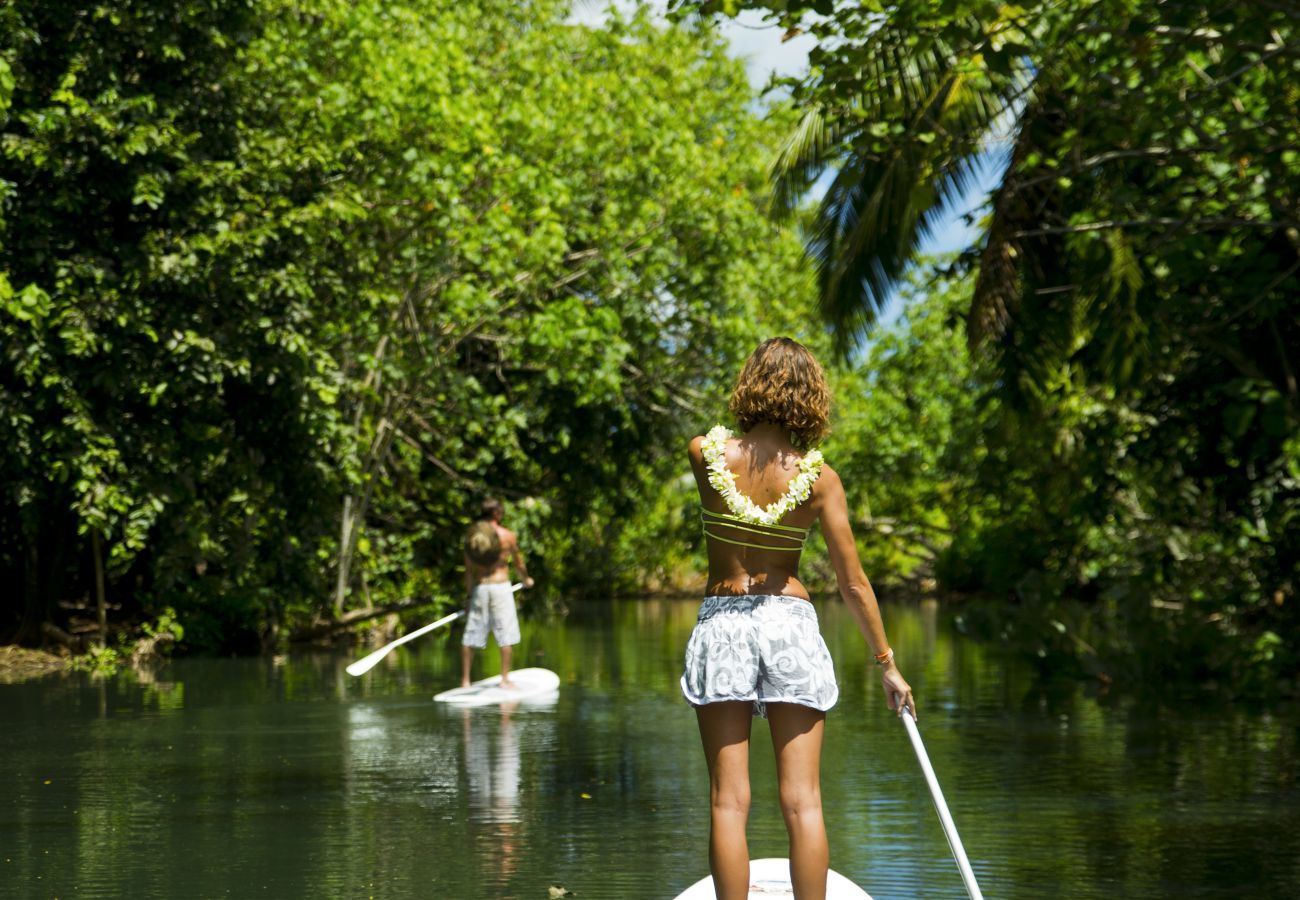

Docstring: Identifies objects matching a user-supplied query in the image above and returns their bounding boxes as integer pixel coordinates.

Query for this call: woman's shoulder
[688,434,709,470]
[812,460,844,497]
[689,425,729,460]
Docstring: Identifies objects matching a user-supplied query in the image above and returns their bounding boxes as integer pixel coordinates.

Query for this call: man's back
[471,524,517,584]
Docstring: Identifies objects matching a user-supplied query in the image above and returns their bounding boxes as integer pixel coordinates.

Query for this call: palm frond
[785,23,1023,353]
[769,104,838,218]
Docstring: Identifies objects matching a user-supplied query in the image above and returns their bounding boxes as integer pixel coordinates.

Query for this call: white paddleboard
[673,858,872,900]
[433,667,560,706]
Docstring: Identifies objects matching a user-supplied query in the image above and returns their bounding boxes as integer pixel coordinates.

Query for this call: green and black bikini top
[698,425,824,552]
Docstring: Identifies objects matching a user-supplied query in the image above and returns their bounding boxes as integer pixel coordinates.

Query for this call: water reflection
[3,599,1299,899]
[457,701,560,892]
[464,704,521,825]
[460,696,558,826]
[344,701,460,804]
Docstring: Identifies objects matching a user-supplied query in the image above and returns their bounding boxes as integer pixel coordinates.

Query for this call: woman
[680,337,914,900]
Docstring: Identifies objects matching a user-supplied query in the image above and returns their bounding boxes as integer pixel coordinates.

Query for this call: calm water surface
[4,598,1298,898]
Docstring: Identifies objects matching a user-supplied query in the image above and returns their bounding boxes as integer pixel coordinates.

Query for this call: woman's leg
[696,701,754,900]
[767,702,828,900]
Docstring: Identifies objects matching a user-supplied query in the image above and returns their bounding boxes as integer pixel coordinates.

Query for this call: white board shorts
[462,582,520,649]
[681,594,839,718]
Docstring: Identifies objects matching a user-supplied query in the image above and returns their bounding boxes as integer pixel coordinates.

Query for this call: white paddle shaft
[899,703,983,900]
[345,583,523,676]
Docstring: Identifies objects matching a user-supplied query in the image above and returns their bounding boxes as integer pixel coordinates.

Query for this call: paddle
[345,583,523,677]
[896,696,984,900]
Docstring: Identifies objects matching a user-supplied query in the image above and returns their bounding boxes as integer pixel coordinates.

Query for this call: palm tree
[766,0,1297,397]
[768,7,1040,353]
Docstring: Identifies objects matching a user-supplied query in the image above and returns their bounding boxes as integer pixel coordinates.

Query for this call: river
[4,598,1297,898]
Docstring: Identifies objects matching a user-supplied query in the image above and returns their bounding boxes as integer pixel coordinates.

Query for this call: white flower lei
[701,425,824,526]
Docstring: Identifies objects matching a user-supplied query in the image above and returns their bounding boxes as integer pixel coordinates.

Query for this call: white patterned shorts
[680,594,839,718]
[462,582,520,649]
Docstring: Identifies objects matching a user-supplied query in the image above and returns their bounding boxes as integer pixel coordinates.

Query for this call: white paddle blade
[345,610,464,676]
[346,646,396,677]
[345,585,522,678]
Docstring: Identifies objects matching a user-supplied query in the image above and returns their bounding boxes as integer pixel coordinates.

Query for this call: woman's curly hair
[728,337,830,449]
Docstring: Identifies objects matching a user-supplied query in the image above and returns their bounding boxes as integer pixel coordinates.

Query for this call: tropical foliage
[821,264,988,589]
[683,0,1300,693]
[1,0,817,652]
[4,0,1297,698]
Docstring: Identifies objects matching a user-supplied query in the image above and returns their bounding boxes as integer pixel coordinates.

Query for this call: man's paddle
[346,583,523,677]
[896,695,984,899]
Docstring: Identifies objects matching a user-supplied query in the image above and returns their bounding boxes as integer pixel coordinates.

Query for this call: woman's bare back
[689,422,824,599]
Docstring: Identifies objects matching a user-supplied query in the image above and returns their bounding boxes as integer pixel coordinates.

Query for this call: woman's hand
[881,664,915,719]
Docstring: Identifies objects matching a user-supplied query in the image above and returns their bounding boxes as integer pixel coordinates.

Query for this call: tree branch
[291,597,445,641]
[1012,217,1297,238]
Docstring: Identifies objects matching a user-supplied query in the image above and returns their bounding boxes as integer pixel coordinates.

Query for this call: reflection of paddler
[460,705,523,892]
[461,498,534,689]
[461,705,521,825]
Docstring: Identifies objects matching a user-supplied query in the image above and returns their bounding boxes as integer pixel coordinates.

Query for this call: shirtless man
[462,498,534,688]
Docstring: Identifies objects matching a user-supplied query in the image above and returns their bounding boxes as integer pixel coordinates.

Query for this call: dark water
[4,598,1298,898]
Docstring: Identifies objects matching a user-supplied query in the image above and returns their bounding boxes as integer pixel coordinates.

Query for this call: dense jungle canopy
[2,1,1297,695]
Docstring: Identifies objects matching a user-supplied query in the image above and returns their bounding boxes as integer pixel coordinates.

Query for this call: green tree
[2,1,821,652]
[239,1,821,621]
[681,0,1300,692]
[823,262,989,588]
[1,0,341,651]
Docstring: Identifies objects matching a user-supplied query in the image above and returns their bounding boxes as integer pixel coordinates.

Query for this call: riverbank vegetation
[3,1,1296,696]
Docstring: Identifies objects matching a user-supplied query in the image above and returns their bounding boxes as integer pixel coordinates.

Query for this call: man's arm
[463,553,475,601]
[505,529,534,588]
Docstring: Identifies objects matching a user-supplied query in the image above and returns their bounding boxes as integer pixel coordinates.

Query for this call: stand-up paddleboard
[433,667,560,706]
[673,858,872,900]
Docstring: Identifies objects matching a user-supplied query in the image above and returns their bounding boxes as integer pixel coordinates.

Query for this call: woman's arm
[815,465,916,716]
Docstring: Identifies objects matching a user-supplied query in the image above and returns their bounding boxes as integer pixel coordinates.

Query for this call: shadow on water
[3,597,1298,898]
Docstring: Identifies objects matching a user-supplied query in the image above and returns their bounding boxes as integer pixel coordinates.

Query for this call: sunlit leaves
[685,0,1300,692]
[1,0,820,647]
